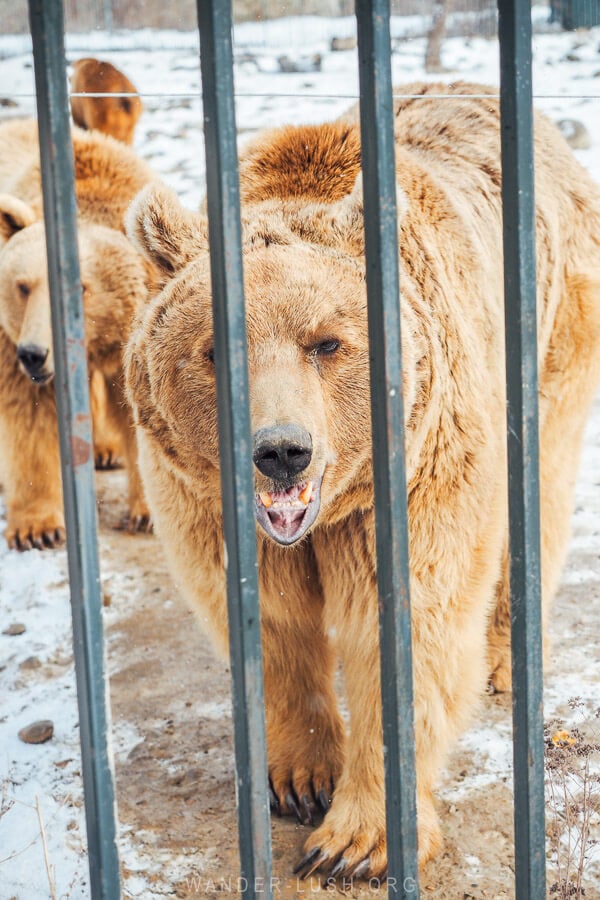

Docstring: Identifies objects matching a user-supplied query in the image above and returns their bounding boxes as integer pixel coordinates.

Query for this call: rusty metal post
[355,1,420,895]
[497,1,546,896]
[28,1,121,897]
[196,1,273,896]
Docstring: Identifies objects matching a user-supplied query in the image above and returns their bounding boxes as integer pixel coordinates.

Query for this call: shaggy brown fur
[124,82,600,878]
[70,58,143,145]
[0,118,157,550]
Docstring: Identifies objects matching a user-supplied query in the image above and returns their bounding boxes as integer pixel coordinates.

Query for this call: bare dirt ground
[93,390,600,900]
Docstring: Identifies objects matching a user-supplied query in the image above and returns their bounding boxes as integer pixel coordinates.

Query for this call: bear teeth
[299,481,313,504]
[258,481,314,510]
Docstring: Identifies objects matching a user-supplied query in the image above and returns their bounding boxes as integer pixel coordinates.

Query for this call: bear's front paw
[293,796,388,881]
[5,514,66,552]
[293,787,442,881]
[268,717,344,826]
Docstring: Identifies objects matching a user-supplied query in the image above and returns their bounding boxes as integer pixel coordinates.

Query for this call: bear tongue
[266,506,307,540]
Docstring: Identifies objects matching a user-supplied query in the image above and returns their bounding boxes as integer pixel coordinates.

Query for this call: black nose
[17,343,49,375]
[253,425,312,481]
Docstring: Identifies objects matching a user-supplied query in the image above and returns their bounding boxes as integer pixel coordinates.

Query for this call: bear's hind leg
[487,273,600,692]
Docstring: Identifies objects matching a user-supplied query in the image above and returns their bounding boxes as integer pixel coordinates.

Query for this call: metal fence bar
[497,2,546,897]
[27,1,121,898]
[196,2,273,896]
[355,1,420,895]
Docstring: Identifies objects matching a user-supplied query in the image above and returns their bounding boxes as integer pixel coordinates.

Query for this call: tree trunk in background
[425,0,451,74]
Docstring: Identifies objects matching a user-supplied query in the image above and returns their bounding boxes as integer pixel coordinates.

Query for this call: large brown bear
[124,82,600,877]
[0,117,156,550]
[70,58,143,146]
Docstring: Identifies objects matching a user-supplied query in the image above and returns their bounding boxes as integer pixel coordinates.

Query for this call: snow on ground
[0,8,599,899]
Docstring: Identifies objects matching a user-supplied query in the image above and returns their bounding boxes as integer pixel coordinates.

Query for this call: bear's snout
[17,342,52,384]
[253,424,312,483]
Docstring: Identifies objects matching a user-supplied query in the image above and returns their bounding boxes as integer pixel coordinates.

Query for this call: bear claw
[268,785,281,815]
[128,514,153,534]
[317,789,331,812]
[8,525,66,552]
[117,513,153,534]
[43,528,65,548]
[293,847,328,878]
[329,857,349,879]
[285,792,306,825]
[95,450,120,470]
[296,849,380,883]
[351,858,372,879]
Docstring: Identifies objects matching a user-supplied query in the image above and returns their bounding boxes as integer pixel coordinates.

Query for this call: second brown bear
[0,118,157,549]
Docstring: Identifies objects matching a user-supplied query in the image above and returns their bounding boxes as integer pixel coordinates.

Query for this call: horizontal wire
[5,91,600,101]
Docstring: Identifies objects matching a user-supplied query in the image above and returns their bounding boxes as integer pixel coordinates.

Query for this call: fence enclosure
[26,0,547,897]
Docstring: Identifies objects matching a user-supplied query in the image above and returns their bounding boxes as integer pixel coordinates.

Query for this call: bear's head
[126,183,422,547]
[0,193,152,384]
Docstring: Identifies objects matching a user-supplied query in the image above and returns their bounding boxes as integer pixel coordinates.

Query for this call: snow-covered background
[0,7,599,898]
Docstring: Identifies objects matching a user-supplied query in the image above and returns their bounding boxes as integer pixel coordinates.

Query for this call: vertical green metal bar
[196,2,273,896]
[497,2,546,897]
[27,1,121,898]
[355,1,419,895]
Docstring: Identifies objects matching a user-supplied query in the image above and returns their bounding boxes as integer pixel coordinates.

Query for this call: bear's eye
[312,338,340,356]
[17,281,30,300]
[206,347,215,365]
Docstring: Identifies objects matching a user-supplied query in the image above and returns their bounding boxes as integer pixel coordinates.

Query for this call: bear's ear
[0,194,37,245]
[126,183,208,277]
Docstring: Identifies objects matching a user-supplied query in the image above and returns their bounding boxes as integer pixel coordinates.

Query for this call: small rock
[102,592,112,607]
[3,622,26,635]
[18,720,54,744]
[0,97,18,108]
[277,53,322,74]
[330,36,356,52]
[19,656,41,671]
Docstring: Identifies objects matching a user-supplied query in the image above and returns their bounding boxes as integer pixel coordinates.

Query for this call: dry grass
[545,699,600,897]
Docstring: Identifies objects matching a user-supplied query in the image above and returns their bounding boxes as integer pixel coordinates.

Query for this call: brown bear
[124,82,600,877]
[70,58,143,146]
[0,117,157,550]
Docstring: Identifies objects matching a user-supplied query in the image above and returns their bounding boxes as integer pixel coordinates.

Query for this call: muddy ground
[92,404,600,900]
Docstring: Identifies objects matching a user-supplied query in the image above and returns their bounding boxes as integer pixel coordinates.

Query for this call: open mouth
[255,477,322,546]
